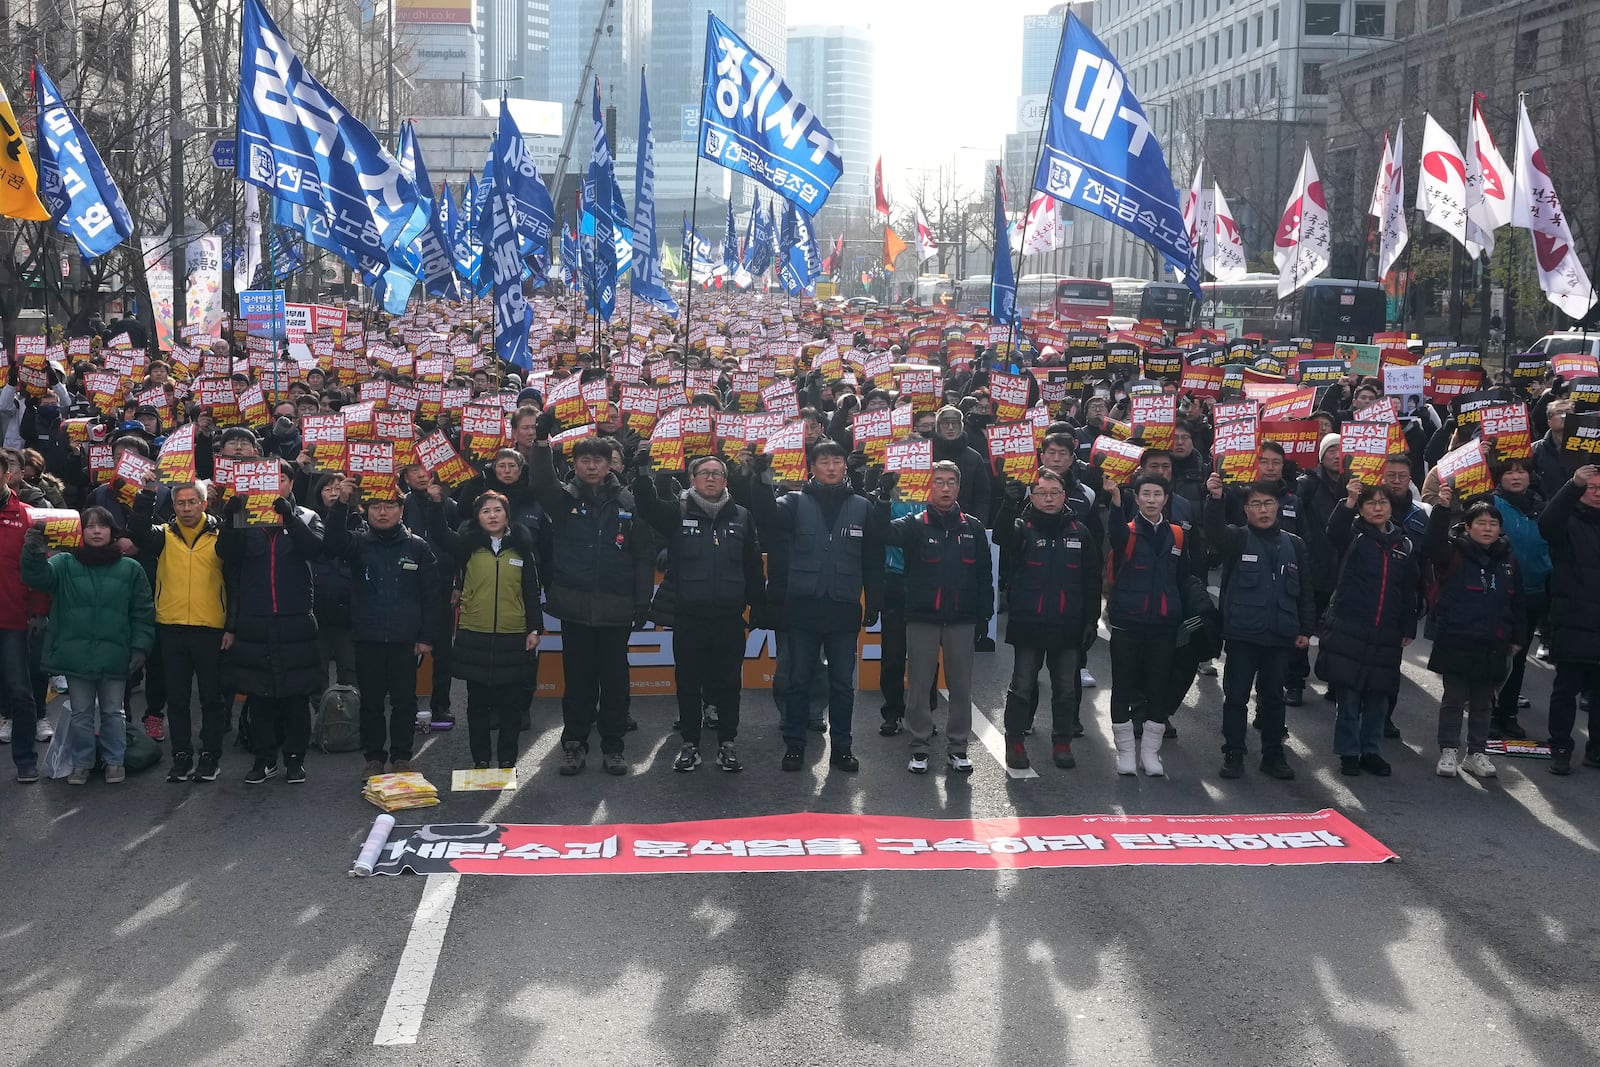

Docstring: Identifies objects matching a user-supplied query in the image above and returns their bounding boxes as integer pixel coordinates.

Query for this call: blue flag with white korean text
[744,194,772,277]
[723,198,740,273]
[235,0,425,307]
[486,114,531,370]
[990,168,1016,325]
[586,79,616,321]
[698,13,843,214]
[479,101,555,259]
[561,226,580,288]
[399,121,460,301]
[797,207,822,278]
[32,64,133,261]
[777,200,810,296]
[630,71,678,315]
[1033,12,1199,295]
[682,216,718,283]
[444,182,481,292]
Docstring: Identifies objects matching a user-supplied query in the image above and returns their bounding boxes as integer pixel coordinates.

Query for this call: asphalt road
[3,632,1598,1067]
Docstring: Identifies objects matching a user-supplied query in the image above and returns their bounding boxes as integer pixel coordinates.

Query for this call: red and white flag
[915,207,938,263]
[1180,160,1213,277]
[1512,98,1597,320]
[1273,147,1330,299]
[1416,113,1472,254]
[1368,123,1409,281]
[1207,183,1248,281]
[1465,94,1512,259]
[1015,192,1064,255]
[874,156,890,217]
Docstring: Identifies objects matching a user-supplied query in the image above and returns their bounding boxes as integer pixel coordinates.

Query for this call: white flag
[1369,124,1409,281]
[1464,95,1512,259]
[1417,113,1474,255]
[1180,161,1213,279]
[915,207,938,263]
[1273,147,1329,299]
[1017,193,1063,255]
[1512,98,1597,320]
[235,184,262,293]
[1207,183,1248,281]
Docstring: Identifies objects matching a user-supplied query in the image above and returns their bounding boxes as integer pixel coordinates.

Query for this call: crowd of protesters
[0,292,1592,791]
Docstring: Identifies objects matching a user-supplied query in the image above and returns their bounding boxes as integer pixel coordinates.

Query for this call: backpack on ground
[314,684,362,753]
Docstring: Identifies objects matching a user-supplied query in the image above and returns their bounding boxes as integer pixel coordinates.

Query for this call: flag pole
[1011,15,1068,358]
[683,44,710,396]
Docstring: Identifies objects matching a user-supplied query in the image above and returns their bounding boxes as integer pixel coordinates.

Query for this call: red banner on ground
[368,809,1395,876]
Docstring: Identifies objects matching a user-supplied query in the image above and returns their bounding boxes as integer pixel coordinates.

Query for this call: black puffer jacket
[1295,467,1346,593]
[218,497,326,698]
[1538,478,1600,664]
[996,503,1103,650]
[1318,503,1419,695]
[931,435,993,528]
[1423,506,1523,682]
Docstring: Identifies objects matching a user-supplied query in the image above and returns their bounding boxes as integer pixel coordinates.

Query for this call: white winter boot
[1112,720,1138,776]
[1140,721,1166,777]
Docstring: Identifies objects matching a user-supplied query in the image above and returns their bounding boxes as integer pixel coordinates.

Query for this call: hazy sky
[791,0,1056,193]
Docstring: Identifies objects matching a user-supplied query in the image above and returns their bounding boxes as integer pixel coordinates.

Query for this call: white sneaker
[947,753,973,774]
[1079,668,1096,688]
[50,675,68,693]
[907,753,930,774]
[1460,751,1497,778]
[0,718,10,744]
[34,718,53,743]
[1436,747,1460,777]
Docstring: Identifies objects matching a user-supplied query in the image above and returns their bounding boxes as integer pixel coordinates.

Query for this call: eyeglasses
[1245,500,1278,510]
[694,470,728,479]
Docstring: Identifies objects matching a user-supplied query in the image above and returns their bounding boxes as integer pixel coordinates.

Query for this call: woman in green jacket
[21,506,155,784]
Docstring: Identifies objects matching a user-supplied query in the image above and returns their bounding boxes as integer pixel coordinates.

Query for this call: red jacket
[0,491,49,630]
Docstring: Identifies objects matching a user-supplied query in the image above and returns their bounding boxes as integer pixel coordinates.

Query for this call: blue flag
[442,182,481,293]
[236,0,425,309]
[990,168,1016,326]
[722,199,741,274]
[698,13,843,214]
[629,71,678,315]
[777,200,810,295]
[561,226,581,288]
[797,207,822,278]
[479,105,555,259]
[1033,12,1199,294]
[585,79,617,321]
[486,109,531,370]
[399,121,460,301]
[743,194,772,277]
[682,216,718,283]
[32,65,133,261]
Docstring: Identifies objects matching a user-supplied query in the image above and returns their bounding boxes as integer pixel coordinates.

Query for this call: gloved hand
[876,471,899,498]
[225,493,245,515]
[23,522,46,550]
[128,649,147,674]
[632,611,651,631]
[863,610,880,628]
[272,496,293,519]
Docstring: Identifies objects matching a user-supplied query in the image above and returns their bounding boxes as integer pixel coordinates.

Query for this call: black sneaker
[1260,752,1296,780]
[781,745,805,772]
[167,752,195,783]
[284,756,307,784]
[879,718,903,737]
[602,752,628,776]
[474,760,491,770]
[715,742,742,773]
[195,752,220,782]
[1051,742,1075,769]
[430,711,456,731]
[807,716,827,733]
[1164,722,1178,739]
[15,762,38,784]
[1383,719,1401,740]
[1500,718,1528,739]
[1322,687,1337,702]
[1006,739,1030,769]
[1358,753,1392,776]
[974,635,997,653]
[830,748,860,772]
[702,706,720,731]
[1550,750,1573,776]
[1340,755,1361,776]
[559,742,585,776]
[624,716,640,733]
[1583,750,1600,770]
[244,760,277,785]
[673,743,701,772]
[1283,686,1304,707]
[1220,752,1245,779]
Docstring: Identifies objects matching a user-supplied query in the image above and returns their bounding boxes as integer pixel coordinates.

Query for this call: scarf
[688,487,730,519]
[72,541,124,567]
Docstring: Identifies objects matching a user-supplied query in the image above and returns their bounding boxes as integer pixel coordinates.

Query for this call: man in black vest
[882,461,994,774]
[634,455,765,773]
[1204,473,1316,780]
[748,440,884,772]
[527,436,655,776]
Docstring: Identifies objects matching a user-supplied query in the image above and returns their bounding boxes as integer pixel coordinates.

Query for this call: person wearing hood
[1423,489,1524,780]
[1489,458,1549,739]
[996,468,1103,772]
[217,459,326,785]
[19,387,83,496]
[527,434,655,777]
[633,454,765,774]
[128,476,229,783]
[324,477,441,780]
[931,405,992,527]
[21,506,154,784]
[1537,463,1600,775]
[1322,479,1421,777]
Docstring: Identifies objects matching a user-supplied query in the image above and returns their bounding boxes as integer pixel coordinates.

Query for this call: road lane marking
[373,872,460,1046]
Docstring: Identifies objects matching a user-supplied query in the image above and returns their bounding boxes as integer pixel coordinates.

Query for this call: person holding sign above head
[217,459,326,786]
[1423,485,1524,780]
[1204,472,1315,781]
[1322,479,1420,777]
[1536,464,1600,776]
[1103,472,1191,777]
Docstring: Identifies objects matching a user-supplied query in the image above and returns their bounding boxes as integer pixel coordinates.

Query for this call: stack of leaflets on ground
[363,772,440,812]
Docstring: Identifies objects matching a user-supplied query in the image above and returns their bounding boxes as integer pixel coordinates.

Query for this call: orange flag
[883,225,908,269]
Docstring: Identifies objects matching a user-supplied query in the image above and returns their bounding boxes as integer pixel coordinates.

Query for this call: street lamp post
[461,74,525,116]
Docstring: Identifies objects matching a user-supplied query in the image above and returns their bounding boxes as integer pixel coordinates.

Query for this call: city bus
[1103,277,1198,330]
[1198,274,1386,343]
[1055,277,1114,321]
[912,274,955,307]
[956,275,992,314]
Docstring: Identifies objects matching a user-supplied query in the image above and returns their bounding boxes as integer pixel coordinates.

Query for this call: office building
[786,24,874,233]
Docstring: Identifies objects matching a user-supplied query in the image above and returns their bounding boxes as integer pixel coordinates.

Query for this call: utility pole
[168,0,186,335]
